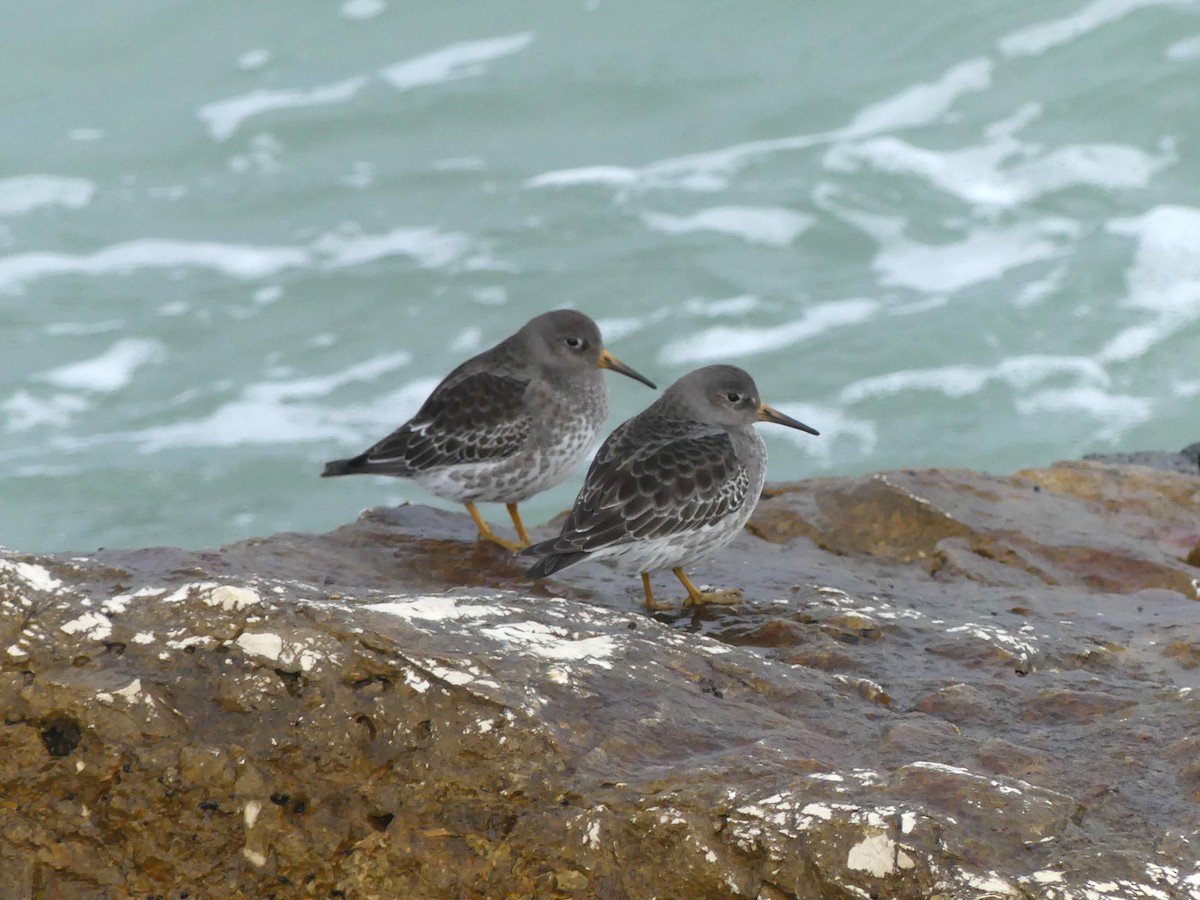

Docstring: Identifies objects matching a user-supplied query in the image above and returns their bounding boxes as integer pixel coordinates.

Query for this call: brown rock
[1021,689,1136,723]
[3,454,1200,896]
[913,682,1010,726]
[752,461,1200,596]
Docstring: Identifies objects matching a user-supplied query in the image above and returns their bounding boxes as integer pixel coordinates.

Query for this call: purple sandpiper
[322,310,656,552]
[522,364,817,608]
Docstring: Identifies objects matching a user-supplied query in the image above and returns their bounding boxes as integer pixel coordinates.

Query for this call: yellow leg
[642,572,674,611]
[464,502,521,553]
[506,502,533,548]
[673,567,743,608]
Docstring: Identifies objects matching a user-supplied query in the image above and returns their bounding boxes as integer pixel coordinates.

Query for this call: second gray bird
[523,364,818,609]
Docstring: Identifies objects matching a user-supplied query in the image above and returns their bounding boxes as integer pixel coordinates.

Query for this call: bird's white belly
[412,418,598,504]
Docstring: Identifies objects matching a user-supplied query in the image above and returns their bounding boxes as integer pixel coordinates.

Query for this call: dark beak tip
[601,352,656,389]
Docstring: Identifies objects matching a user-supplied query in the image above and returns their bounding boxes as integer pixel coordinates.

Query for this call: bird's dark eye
[725,391,742,403]
[564,336,586,350]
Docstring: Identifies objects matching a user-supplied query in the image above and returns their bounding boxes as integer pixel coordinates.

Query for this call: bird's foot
[465,502,527,553]
[641,573,676,611]
[681,586,744,608]
[476,530,525,554]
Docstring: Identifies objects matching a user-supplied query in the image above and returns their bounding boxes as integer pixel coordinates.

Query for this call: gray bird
[322,310,656,552]
[523,364,818,609]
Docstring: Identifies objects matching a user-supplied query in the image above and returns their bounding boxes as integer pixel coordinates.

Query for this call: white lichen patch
[846,832,903,877]
[163,582,220,604]
[165,630,213,650]
[367,595,499,622]
[235,631,283,661]
[402,668,431,693]
[101,595,132,615]
[0,558,62,593]
[962,871,1019,895]
[945,621,1037,659]
[908,761,974,777]
[7,643,28,658]
[1029,870,1065,884]
[907,760,1073,817]
[425,662,478,687]
[1070,874,1197,900]
[60,611,113,641]
[244,800,261,829]
[207,585,261,611]
[243,848,266,867]
[479,620,616,669]
[233,631,322,672]
[132,631,155,644]
[113,678,143,702]
[856,602,926,622]
[849,768,885,785]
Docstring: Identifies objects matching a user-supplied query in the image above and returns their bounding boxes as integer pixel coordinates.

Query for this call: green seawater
[2,0,1198,552]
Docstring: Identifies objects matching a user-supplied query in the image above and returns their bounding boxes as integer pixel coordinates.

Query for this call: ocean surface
[3,0,1199,553]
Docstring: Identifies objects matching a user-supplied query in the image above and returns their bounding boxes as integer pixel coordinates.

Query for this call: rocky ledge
[2,448,1200,899]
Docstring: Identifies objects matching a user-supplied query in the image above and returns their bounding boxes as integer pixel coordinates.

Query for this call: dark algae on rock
[2,453,1200,897]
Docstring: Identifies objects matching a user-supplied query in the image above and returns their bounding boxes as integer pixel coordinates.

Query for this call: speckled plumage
[322,310,655,551]
[523,364,818,608]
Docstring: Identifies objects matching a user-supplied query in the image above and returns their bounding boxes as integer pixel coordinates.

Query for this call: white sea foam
[999,0,1192,57]
[127,352,412,451]
[1,391,91,432]
[380,33,533,90]
[199,76,369,142]
[829,201,1075,294]
[0,239,308,294]
[825,115,1172,210]
[840,58,993,138]
[660,299,878,365]
[0,175,95,216]
[765,404,878,466]
[1100,206,1200,363]
[683,296,761,317]
[44,320,125,336]
[1013,265,1067,308]
[237,49,271,71]
[526,166,641,189]
[38,339,165,393]
[528,58,993,193]
[841,356,1109,404]
[1166,33,1200,60]
[642,206,813,247]
[0,228,473,295]
[1014,386,1152,440]
[339,0,385,20]
[312,226,472,270]
[450,326,483,352]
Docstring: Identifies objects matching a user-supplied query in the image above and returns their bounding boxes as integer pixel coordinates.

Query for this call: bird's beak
[598,349,656,389]
[757,403,819,435]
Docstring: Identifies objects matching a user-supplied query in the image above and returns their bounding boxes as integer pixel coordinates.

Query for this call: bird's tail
[522,547,587,580]
[321,454,368,477]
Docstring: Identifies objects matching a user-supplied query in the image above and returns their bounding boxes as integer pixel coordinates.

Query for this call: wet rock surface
[2,454,1200,898]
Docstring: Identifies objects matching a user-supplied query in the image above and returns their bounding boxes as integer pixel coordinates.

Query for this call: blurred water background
[3,0,1199,552]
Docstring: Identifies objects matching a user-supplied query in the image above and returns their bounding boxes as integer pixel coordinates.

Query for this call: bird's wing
[357,369,532,473]
[545,424,750,555]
